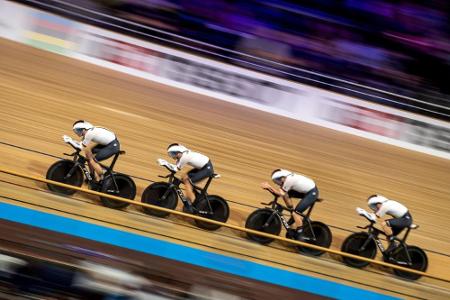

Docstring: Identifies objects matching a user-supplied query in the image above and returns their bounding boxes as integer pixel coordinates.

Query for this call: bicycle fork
[263,212,286,229]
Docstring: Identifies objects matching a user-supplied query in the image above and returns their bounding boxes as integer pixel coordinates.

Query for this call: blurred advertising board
[315,95,450,156]
[0,0,28,42]
[23,10,78,54]
[1,0,450,159]
[77,25,162,74]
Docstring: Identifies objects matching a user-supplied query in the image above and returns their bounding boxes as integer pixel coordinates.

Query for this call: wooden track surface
[1,39,450,298]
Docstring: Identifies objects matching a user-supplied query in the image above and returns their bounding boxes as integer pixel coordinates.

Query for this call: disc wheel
[390,245,428,280]
[100,174,136,209]
[341,232,377,268]
[296,221,332,256]
[194,195,229,231]
[245,208,282,244]
[141,182,177,217]
[46,160,83,195]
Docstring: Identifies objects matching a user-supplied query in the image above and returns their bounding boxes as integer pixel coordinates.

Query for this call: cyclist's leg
[296,187,319,211]
[294,187,318,227]
[183,162,214,202]
[182,170,196,202]
[384,214,412,253]
[385,213,412,237]
[92,140,120,181]
[85,147,102,181]
[286,191,303,229]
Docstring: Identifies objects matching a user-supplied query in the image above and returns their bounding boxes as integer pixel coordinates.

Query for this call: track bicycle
[141,159,229,230]
[46,140,136,209]
[341,207,428,280]
[245,188,332,256]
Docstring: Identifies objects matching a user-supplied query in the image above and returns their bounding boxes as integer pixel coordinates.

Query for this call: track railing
[0,167,448,283]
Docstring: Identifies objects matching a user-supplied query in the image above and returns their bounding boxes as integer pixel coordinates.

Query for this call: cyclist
[367,194,412,253]
[166,143,214,206]
[261,169,318,239]
[64,120,120,185]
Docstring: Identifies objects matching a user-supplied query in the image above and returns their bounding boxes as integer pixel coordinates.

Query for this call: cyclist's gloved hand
[167,163,178,172]
[157,158,168,166]
[63,135,72,143]
[71,140,82,150]
[157,158,177,172]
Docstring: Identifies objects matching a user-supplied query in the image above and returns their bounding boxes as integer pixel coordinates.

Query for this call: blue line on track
[0,202,398,300]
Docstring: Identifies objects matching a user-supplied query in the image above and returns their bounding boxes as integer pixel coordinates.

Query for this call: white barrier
[1,0,450,159]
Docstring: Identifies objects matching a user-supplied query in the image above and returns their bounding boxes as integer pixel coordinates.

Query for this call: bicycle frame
[63,149,92,182]
[158,169,213,215]
[62,144,120,192]
[262,190,319,241]
[357,221,413,266]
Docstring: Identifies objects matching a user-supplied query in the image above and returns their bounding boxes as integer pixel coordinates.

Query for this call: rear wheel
[341,232,377,268]
[46,160,83,195]
[194,195,229,230]
[390,245,428,280]
[296,221,332,256]
[100,174,136,209]
[141,182,177,217]
[245,209,282,244]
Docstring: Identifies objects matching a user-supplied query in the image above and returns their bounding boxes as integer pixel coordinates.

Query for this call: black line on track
[1,140,448,258]
[0,193,428,300]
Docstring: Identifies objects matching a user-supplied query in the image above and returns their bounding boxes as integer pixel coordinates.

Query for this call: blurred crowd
[88,0,450,106]
[0,251,245,299]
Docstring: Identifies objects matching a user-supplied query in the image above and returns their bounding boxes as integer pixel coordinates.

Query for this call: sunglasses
[168,151,179,158]
[73,128,84,135]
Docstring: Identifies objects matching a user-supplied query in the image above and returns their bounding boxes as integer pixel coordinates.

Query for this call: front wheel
[390,245,428,280]
[245,208,282,244]
[141,182,178,217]
[100,174,136,209]
[46,160,83,195]
[194,195,229,231]
[341,232,377,268]
[296,221,332,256]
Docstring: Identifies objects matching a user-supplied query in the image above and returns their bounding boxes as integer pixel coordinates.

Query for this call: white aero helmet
[73,120,93,135]
[271,169,292,184]
[367,194,388,211]
[167,143,188,158]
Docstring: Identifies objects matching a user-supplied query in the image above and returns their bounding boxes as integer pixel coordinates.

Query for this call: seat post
[202,176,214,192]
[402,227,411,242]
[109,152,120,171]
[304,201,316,219]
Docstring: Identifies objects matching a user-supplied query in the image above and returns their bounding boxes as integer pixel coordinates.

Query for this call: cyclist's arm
[375,205,387,218]
[83,142,98,159]
[282,192,294,210]
[260,182,280,194]
[176,156,187,171]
